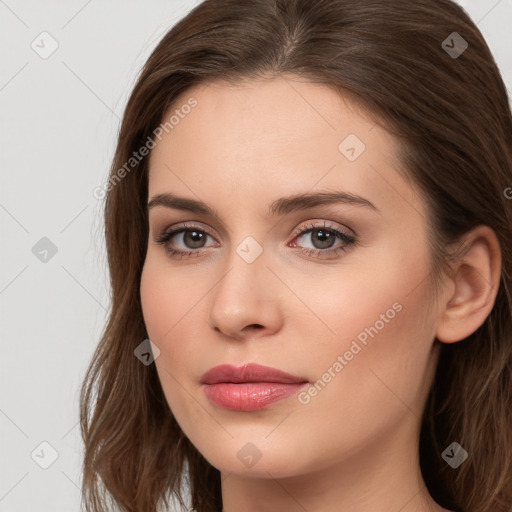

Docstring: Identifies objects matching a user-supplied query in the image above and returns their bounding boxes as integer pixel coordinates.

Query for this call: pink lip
[200,364,309,411]
[201,363,307,385]
[203,382,308,411]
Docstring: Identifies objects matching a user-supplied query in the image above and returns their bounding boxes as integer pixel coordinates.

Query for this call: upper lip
[200,363,308,385]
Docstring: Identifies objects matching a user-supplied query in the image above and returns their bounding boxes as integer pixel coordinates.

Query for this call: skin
[140,75,501,512]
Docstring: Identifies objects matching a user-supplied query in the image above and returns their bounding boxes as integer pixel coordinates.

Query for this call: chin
[194,437,309,478]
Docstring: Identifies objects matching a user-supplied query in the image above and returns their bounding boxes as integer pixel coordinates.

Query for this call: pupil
[314,229,334,249]
[185,230,204,248]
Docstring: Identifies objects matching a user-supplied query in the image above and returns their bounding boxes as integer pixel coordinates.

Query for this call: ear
[435,225,502,344]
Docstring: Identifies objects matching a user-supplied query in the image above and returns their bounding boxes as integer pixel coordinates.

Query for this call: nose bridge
[216,231,268,303]
[207,229,282,337]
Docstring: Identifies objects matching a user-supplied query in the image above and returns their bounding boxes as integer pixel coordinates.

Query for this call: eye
[154,222,219,259]
[289,221,357,259]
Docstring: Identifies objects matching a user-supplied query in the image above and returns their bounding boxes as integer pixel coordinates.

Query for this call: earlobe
[435,225,502,344]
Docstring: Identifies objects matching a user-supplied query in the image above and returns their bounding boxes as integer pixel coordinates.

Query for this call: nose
[207,248,283,341]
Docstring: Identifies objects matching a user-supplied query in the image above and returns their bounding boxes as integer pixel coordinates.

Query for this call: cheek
[140,263,170,342]
[299,244,436,409]
[139,258,192,369]
[321,280,436,424]
[140,256,198,341]
[139,256,213,379]
[140,259,207,424]
[289,281,437,465]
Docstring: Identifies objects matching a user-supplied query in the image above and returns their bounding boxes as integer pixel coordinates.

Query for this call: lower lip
[203,382,308,411]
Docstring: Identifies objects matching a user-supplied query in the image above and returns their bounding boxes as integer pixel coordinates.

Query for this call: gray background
[1,1,511,510]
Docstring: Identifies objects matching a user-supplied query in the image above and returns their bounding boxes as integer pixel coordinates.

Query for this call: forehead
[147,76,421,219]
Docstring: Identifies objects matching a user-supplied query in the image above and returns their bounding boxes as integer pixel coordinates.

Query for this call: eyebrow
[147,190,379,217]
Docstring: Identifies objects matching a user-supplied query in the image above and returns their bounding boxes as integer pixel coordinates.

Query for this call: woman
[80,1,512,511]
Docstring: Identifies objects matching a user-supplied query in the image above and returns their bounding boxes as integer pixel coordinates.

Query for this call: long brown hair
[79,1,512,511]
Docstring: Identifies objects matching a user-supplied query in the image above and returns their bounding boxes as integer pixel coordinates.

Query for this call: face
[140,76,443,479]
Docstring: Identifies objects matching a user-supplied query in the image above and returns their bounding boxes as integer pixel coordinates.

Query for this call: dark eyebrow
[147,191,379,217]
[269,190,378,215]
[148,193,221,217]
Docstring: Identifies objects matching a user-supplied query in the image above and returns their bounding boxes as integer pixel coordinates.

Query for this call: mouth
[200,363,309,411]
[202,381,309,411]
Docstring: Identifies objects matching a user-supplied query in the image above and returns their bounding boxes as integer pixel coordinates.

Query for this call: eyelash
[154,221,357,260]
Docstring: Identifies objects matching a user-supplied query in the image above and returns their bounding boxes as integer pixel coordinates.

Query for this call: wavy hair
[80,1,512,511]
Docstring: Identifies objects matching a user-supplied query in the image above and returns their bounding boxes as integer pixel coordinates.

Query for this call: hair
[79,0,512,511]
